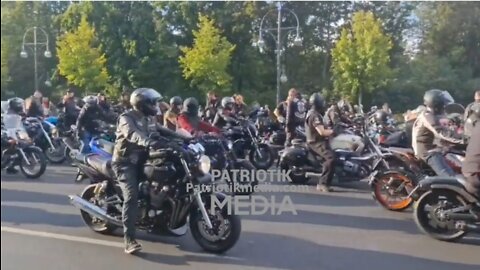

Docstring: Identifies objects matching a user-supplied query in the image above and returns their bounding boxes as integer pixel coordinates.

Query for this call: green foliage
[331,11,393,104]
[57,16,110,94]
[179,14,236,96]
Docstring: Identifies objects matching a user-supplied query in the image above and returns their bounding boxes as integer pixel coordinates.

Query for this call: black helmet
[8,98,24,114]
[221,97,235,110]
[423,89,454,114]
[183,97,199,116]
[130,88,163,116]
[170,96,183,107]
[309,93,325,112]
[83,95,98,108]
[374,110,388,125]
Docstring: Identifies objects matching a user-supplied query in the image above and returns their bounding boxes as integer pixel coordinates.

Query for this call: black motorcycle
[278,119,395,184]
[69,140,241,253]
[1,128,47,178]
[223,119,274,170]
[413,176,479,241]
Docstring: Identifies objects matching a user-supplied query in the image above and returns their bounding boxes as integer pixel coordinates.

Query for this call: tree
[179,14,236,95]
[56,16,109,94]
[331,11,392,105]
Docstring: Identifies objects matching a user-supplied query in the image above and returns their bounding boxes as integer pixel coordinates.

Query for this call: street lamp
[257,2,301,104]
[20,26,51,91]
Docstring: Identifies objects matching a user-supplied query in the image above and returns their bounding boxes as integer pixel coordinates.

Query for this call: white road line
[1,226,123,248]
[0,226,244,261]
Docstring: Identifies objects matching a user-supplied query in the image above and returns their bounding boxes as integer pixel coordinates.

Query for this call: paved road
[1,166,479,270]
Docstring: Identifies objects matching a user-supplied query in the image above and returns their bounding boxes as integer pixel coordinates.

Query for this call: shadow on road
[132,231,479,270]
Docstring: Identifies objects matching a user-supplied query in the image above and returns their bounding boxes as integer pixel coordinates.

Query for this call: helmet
[374,110,388,125]
[423,89,454,114]
[309,93,325,112]
[221,97,235,110]
[8,98,24,114]
[83,95,98,108]
[130,88,163,116]
[183,97,199,116]
[170,96,183,107]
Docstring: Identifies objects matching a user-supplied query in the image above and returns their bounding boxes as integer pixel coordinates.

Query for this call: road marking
[1,226,123,248]
[0,226,244,261]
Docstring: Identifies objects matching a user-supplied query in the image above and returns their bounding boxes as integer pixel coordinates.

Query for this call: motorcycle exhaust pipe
[68,195,122,227]
[305,172,323,178]
[456,222,480,233]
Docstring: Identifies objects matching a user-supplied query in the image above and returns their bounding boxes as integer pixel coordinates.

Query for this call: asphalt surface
[1,165,479,270]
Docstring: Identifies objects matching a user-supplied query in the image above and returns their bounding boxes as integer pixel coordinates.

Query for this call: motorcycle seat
[86,154,114,179]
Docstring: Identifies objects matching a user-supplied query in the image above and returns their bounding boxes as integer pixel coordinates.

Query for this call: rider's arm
[177,114,195,134]
[198,121,221,134]
[420,113,463,144]
[312,114,333,137]
[117,115,151,147]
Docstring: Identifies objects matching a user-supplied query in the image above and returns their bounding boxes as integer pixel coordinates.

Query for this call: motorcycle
[68,140,242,253]
[278,118,398,185]
[413,175,479,241]
[224,119,274,170]
[24,117,66,164]
[1,114,47,178]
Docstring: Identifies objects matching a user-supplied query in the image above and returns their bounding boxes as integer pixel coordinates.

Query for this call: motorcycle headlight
[199,155,211,174]
[227,141,233,150]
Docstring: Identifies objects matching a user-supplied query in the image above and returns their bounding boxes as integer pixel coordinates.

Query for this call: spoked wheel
[373,172,414,211]
[45,139,66,164]
[249,144,274,170]
[414,190,467,241]
[79,185,117,234]
[190,199,241,253]
[19,147,47,179]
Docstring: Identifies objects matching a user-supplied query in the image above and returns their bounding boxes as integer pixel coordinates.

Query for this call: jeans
[79,131,92,153]
[111,162,139,244]
[308,142,336,186]
[426,152,456,177]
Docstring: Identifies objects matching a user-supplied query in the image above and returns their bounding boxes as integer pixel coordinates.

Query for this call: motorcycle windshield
[3,114,28,140]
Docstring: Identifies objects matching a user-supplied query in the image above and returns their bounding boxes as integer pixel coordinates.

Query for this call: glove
[148,140,164,150]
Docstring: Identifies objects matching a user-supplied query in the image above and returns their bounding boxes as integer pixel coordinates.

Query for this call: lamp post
[20,27,51,91]
[257,2,301,104]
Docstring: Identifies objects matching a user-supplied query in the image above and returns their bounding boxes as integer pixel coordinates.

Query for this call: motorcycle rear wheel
[79,185,117,234]
[414,189,467,241]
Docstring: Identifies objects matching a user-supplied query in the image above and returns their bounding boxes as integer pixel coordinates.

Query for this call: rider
[177,97,220,135]
[463,120,480,198]
[212,96,238,129]
[205,91,220,123]
[3,98,26,174]
[412,89,463,177]
[305,93,336,192]
[111,88,173,254]
[75,95,107,153]
[164,96,183,131]
[25,90,44,118]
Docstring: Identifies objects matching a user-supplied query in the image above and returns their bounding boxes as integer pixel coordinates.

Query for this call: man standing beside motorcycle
[412,89,463,177]
[285,88,304,146]
[305,93,336,192]
[112,88,176,254]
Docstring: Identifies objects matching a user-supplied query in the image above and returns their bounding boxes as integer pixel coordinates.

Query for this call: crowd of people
[3,86,479,254]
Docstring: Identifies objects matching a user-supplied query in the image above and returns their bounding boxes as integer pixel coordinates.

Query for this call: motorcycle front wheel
[414,189,467,241]
[249,143,274,170]
[19,147,47,179]
[45,138,67,164]
[189,198,241,253]
[372,171,414,211]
